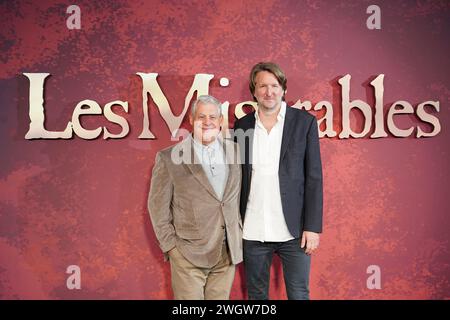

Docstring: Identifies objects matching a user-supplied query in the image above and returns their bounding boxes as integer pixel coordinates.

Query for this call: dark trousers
[243,238,311,300]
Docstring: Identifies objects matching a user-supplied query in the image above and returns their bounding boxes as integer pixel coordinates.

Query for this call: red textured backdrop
[0,0,449,299]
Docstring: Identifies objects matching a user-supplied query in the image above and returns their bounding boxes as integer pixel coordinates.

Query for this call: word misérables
[22,73,440,140]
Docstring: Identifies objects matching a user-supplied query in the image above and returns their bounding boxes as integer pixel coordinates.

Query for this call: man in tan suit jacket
[148,95,243,300]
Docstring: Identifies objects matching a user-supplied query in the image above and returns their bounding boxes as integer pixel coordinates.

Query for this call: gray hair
[190,95,222,117]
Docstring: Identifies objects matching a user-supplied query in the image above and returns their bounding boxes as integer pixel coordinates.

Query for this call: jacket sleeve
[303,116,323,233]
[147,152,176,253]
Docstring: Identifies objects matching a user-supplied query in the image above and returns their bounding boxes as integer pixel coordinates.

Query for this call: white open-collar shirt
[243,101,294,242]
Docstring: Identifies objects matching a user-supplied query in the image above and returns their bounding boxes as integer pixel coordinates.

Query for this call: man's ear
[189,114,194,127]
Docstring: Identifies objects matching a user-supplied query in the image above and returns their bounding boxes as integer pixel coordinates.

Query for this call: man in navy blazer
[233,62,323,300]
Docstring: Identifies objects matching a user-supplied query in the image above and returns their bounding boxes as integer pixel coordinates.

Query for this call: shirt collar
[255,101,287,123]
[192,134,222,152]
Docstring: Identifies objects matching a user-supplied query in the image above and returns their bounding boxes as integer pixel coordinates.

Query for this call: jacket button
[222,225,225,229]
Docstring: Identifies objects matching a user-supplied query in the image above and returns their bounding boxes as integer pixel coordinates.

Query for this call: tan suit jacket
[148,136,243,268]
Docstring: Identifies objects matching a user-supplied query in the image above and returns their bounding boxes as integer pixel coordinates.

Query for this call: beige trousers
[168,242,235,300]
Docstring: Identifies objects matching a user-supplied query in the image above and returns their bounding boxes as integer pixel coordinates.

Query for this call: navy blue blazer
[233,106,323,237]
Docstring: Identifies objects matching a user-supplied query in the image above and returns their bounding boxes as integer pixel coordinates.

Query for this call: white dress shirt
[242,102,294,242]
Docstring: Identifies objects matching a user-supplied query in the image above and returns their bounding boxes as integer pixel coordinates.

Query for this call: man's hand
[301,231,320,255]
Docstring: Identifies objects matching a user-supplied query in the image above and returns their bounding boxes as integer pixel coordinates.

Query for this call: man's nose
[203,117,212,126]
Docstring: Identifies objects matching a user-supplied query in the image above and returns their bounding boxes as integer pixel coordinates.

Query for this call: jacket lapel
[181,137,220,201]
[221,139,239,200]
[279,106,295,162]
[241,113,256,173]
